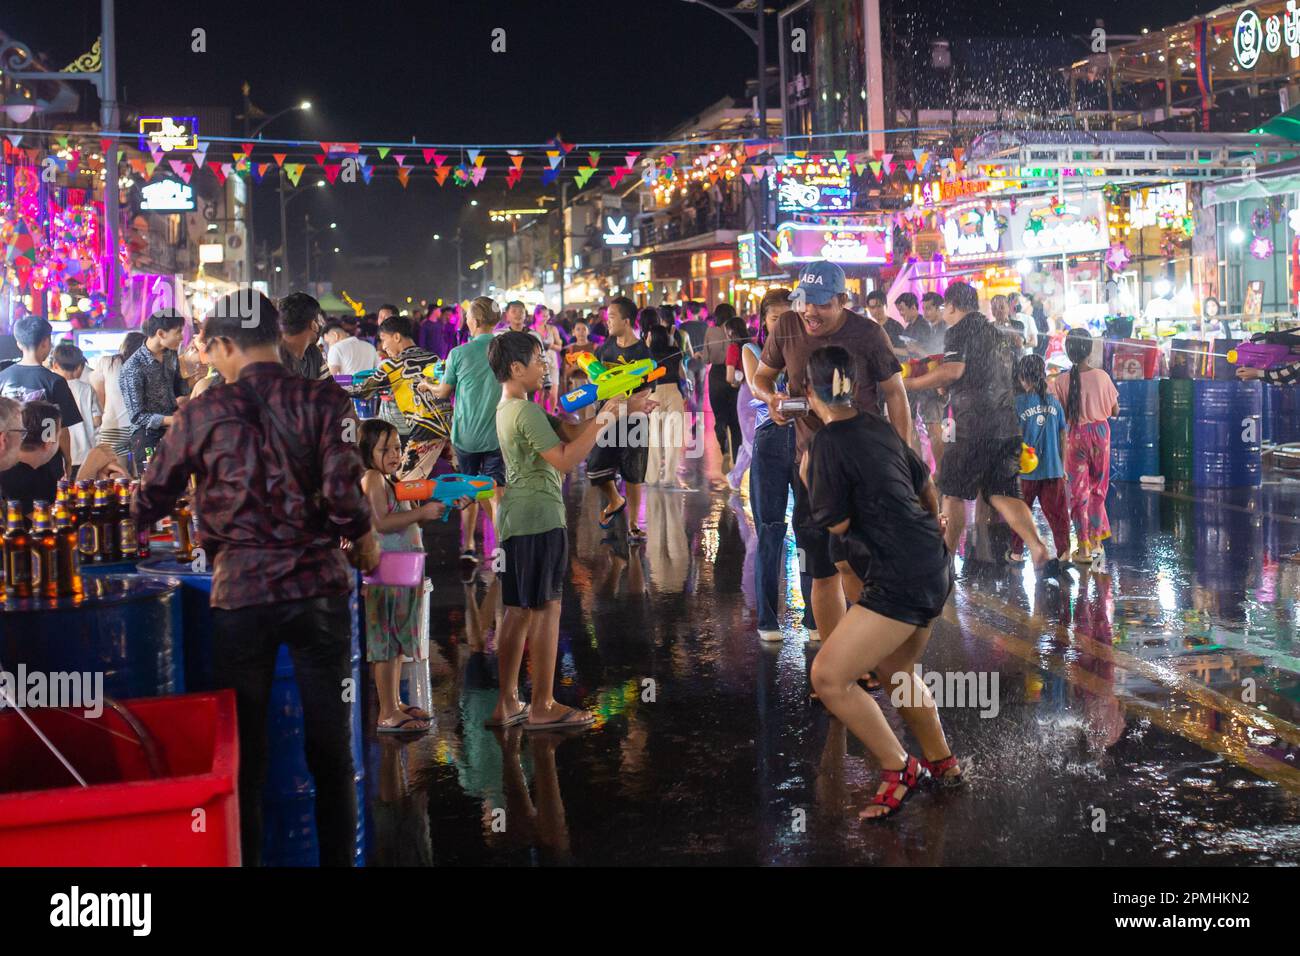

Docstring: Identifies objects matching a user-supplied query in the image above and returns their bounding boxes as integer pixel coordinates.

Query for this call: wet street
[366,434,1300,866]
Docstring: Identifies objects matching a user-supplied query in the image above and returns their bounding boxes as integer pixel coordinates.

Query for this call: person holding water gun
[485,330,654,731]
[1235,329,1300,563]
[349,314,451,480]
[1009,354,1071,566]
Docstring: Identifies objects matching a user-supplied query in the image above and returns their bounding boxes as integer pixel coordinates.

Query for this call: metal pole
[756,2,767,236]
[100,0,120,321]
[242,82,255,287]
[559,181,568,312]
[278,170,288,294]
[304,213,311,289]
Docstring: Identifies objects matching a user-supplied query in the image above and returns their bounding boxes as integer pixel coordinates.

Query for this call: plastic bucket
[362,551,426,588]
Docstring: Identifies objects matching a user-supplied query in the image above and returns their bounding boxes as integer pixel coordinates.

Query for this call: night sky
[7,0,1215,299]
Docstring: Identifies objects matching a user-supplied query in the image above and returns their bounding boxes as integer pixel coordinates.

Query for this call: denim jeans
[748,422,814,632]
[212,592,357,867]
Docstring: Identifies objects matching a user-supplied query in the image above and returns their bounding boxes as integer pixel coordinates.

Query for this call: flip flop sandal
[628,526,647,541]
[598,500,628,529]
[377,717,430,735]
[523,706,595,732]
[401,704,432,721]
[483,705,530,729]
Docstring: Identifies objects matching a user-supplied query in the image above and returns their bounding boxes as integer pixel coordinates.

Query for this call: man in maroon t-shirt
[753,259,909,646]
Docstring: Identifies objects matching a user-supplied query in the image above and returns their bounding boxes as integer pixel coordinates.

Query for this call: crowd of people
[3,256,1295,862]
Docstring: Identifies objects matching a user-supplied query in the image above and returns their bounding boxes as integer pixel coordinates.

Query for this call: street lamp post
[679,0,768,233]
[238,88,310,287]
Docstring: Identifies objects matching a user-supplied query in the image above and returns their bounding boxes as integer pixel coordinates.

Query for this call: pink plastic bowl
[363,551,426,588]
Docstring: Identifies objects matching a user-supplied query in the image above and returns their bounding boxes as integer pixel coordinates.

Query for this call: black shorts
[792,466,842,580]
[454,446,506,487]
[857,573,954,628]
[501,527,568,609]
[937,434,1022,502]
[587,433,649,486]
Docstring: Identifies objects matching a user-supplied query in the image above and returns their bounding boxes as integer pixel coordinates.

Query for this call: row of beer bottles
[2,480,196,602]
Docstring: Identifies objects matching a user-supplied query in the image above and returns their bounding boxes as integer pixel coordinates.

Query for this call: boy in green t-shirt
[486,331,650,731]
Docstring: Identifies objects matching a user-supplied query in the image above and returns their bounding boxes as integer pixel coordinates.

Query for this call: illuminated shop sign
[737,233,759,278]
[140,179,196,212]
[912,177,993,207]
[774,221,890,265]
[772,157,855,213]
[942,207,1006,258]
[632,258,651,282]
[943,192,1107,261]
[138,116,199,152]
[1233,5,1300,69]
[603,215,631,246]
[1128,183,1188,229]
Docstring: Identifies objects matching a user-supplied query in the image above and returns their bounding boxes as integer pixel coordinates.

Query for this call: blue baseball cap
[790,260,846,306]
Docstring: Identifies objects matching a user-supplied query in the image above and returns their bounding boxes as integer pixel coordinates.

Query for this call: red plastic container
[1112,338,1161,380]
[0,690,240,866]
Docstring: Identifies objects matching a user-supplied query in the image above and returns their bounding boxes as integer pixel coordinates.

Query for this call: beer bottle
[102,480,123,561]
[53,503,82,597]
[76,481,97,559]
[30,501,58,601]
[172,497,194,562]
[115,478,137,559]
[55,479,72,515]
[135,480,152,560]
[3,500,32,599]
[90,481,113,563]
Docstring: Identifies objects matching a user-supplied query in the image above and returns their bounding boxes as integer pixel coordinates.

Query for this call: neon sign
[1233,3,1300,68]
[774,222,890,265]
[138,116,199,152]
[772,157,854,213]
[603,215,631,246]
[942,208,1004,257]
[737,233,759,278]
[140,179,196,212]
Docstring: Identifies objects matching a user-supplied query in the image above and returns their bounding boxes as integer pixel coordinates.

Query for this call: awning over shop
[1202,171,1300,205]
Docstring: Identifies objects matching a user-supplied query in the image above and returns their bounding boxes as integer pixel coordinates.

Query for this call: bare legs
[810,606,953,819]
[489,599,591,727]
[942,494,1049,568]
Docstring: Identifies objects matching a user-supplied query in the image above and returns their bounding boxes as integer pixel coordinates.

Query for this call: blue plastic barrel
[1192,381,1262,488]
[1110,379,1160,481]
[1194,488,1261,619]
[135,558,365,866]
[0,575,183,699]
[1263,383,1300,445]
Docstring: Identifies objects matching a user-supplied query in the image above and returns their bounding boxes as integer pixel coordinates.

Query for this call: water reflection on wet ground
[365,446,1300,865]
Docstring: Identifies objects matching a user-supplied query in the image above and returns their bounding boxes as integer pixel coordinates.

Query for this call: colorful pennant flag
[625,152,640,167]
[192,143,208,168]
[323,163,342,184]
[587,151,601,168]
[272,153,287,168]
[471,166,487,185]
[210,164,227,186]
[540,166,559,186]
[396,166,411,188]
[467,148,480,166]
[169,159,193,183]
[392,153,406,167]
[284,163,304,187]
[434,166,451,186]
[546,151,561,169]
[252,163,270,183]
[361,166,374,185]
[377,146,391,160]
[422,148,439,165]
[510,154,524,170]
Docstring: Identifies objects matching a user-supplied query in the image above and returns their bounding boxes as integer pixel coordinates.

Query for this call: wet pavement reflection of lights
[365,451,1300,865]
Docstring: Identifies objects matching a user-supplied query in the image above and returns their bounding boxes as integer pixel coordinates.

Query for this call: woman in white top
[87,331,146,459]
[533,305,564,412]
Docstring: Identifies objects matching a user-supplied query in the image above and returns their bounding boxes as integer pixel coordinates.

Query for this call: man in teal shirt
[428,296,505,567]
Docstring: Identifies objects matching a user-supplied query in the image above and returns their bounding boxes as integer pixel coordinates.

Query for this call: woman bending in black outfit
[803,345,964,819]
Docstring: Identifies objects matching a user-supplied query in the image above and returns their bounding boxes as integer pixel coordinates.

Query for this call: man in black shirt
[278,292,330,380]
[0,401,62,509]
[903,282,1058,574]
[587,296,654,541]
[865,289,906,355]
[0,316,83,480]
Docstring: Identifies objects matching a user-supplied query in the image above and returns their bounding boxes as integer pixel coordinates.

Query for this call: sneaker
[758,629,783,643]
[460,549,479,566]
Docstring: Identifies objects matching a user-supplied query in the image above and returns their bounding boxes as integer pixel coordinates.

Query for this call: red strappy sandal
[921,753,964,788]
[861,755,928,821]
